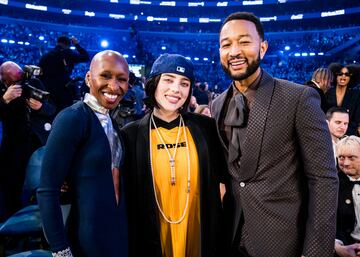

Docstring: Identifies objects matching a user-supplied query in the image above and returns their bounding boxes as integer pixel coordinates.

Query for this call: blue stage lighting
[70,46,76,50]
[39,36,45,40]
[194,57,199,61]
[203,57,208,61]
[284,46,290,51]
[9,40,15,44]
[294,53,300,57]
[1,39,8,43]
[123,54,129,58]
[185,57,191,60]
[301,53,308,57]
[101,40,109,48]
[161,46,166,50]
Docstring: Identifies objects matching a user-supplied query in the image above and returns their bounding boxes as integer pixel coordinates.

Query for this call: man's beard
[221,53,261,81]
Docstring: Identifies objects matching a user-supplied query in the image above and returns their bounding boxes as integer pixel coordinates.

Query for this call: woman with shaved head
[37,50,129,257]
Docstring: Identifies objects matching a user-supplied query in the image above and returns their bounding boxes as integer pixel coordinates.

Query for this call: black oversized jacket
[121,112,228,257]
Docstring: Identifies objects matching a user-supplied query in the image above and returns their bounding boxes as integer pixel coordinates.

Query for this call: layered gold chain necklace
[149,113,191,224]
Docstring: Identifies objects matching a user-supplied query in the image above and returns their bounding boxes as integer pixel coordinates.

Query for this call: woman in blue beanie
[121,54,227,257]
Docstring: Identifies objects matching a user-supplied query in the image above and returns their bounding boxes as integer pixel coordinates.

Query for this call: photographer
[0,61,55,221]
[39,36,89,113]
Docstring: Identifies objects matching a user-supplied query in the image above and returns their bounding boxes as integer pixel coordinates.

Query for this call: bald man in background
[37,50,129,257]
[0,61,55,221]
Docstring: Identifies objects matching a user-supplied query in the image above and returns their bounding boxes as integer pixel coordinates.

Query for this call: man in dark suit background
[39,36,89,113]
[0,61,55,221]
[211,12,338,257]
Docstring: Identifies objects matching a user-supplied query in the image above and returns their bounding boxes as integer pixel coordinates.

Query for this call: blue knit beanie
[148,54,195,83]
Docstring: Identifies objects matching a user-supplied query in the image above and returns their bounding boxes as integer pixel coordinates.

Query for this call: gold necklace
[149,113,191,224]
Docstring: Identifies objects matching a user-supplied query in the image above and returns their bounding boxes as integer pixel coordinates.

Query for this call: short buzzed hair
[326,107,349,121]
[220,12,265,41]
[336,135,360,157]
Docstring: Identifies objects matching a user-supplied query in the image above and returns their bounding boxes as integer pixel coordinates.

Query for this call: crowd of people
[0,10,360,257]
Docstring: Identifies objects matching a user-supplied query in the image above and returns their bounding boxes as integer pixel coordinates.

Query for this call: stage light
[318,52,324,56]
[203,57,208,61]
[301,53,308,56]
[70,46,75,50]
[284,46,290,51]
[294,53,300,57]
[39,36,45,40]
[101,40,109,48]
[194,57,199,61]
[185,57,191,60]
[1,39,8,43]
[123,54,129,58]
[161,46,166,50]
[25,42,30,45]
[9,40,15,44]
[17,41,24,45]
[309,53,315,56]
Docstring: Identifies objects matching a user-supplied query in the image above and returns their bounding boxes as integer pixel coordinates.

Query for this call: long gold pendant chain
[151,113,182,185]
[149,113,191,224]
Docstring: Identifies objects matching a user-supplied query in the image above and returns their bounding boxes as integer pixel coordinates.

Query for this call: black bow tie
[350,180,360,185]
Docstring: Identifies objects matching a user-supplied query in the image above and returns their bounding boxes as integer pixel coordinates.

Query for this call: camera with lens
[21,65,50,102]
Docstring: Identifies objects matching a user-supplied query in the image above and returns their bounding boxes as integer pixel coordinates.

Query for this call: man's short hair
[220,12,265,41]
[57,36,71,47]
[326,107,349,121]
[336,135,360,157]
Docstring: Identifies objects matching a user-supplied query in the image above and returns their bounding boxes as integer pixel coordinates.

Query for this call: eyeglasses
[337,72,351,77]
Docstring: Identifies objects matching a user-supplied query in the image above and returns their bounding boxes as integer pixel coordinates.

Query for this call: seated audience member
[37,50,129,257]
[304,67,333,112]
[0,61,55,221]
[326,63,360,135]
[188,95,198,112]
[194,104,211,117]
[326,107,350,163]
[335,136,360,257]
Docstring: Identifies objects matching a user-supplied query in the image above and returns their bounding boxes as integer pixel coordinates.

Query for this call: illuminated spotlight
[301,53,308,57]
[309,53,315,56]
[161,46,166,50]
[1,39,8,43]
[132,55,136,58]
[203,57,208,61]
[185,57,191,60]
[17,41,24,45]
[212,61,214,64]
[39,36,45,41]
[318,52,324,56]
[100,40,109,48]
[9,40,15,44]
[279,50,284,54]
[28,33,32,36]
[194,57,199,61]
[70,46,76,50]
[123,54,129,58]
[284,46,290,51]
[294,53,300,57]
[25,42,30,45]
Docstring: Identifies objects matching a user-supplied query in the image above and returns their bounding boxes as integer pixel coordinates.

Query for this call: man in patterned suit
[211,12,338,257]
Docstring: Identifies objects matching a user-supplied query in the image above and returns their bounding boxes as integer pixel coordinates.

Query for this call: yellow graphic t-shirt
[150,124,200,257]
